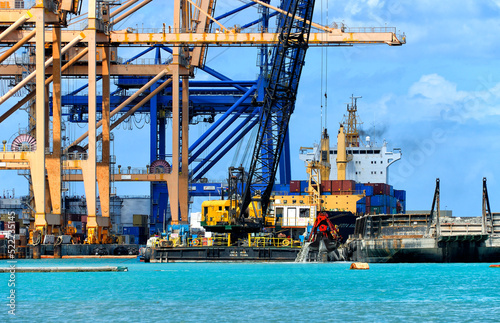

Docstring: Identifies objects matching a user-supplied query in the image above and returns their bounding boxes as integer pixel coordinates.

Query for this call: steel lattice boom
[241,0,315,218]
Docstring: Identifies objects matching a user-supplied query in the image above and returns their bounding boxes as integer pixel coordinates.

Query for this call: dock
[0,266,128,273]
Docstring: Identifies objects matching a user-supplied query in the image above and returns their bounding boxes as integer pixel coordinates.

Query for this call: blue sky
[1,0,500,217]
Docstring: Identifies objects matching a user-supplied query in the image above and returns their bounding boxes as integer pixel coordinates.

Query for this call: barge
[347,179,500,263]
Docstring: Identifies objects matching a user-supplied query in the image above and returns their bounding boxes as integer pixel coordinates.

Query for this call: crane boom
[241,0,316,219]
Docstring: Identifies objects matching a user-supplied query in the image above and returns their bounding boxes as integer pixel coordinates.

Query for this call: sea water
[1,259,500,322]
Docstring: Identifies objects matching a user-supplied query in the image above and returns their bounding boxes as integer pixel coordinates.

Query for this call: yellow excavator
[201,167,263,233]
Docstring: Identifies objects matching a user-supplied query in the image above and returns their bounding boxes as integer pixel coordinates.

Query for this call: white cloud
[409,74,467,105]
[356,74,500,124]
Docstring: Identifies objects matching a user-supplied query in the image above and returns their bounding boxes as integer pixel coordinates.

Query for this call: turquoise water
[1,260,500,322]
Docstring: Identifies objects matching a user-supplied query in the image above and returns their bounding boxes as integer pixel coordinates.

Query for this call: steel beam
[0,30,405,46]
[83,0,98,243]
[0,48,88,124]
[31,1,47,233]
[46,27,62,220]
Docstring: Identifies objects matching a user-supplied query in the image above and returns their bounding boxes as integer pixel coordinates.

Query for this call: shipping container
[394,189,406,201]
[370,183,385,195]
[300,180,309,193]
[371,195,385,207]
[321,180,332,193]
[389,185,394,196]
[342,180,356,193]
[289,180,300,193]
[123,235,135,244]
[366,196,371,208]
[363,185,374,196]
[390,196,397,208]
[357,204,366,214]
[332,180,342,193]
[133,214,148,227]
[123,226,140,236]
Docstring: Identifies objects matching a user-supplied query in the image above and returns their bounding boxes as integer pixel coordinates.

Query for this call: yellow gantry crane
[0,0,405,248]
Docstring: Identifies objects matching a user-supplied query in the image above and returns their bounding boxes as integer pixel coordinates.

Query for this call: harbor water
[1,260,500,322]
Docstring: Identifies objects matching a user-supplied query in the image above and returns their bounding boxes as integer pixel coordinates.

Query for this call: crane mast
[241,0,316,220]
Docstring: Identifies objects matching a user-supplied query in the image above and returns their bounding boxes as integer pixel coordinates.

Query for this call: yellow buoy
[350,262,370,270]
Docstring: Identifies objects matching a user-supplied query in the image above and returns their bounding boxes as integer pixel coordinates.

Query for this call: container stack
[122,214,149,244]
[282,180,406,215]
[0,212,27,259]
[356,183,406,215]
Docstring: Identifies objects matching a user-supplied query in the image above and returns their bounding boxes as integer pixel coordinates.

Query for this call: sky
[1,0,500,217]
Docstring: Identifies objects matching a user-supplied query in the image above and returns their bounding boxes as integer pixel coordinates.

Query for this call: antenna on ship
[342,94,363,147]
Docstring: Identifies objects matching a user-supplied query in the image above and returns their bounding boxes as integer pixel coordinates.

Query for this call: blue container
[391,196,397,208]
[394,190,406,201]
[363,185,374,196]
[123,226,140,236]
[273,184,290,194]
[357,204,366,214]
[358,197,366,204]
[371,195,385,207]
[389,185,394,196]
[355,183,364,192]
[300,181,309,194]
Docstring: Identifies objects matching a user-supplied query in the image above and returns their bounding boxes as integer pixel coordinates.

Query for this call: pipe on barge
[0,266,128,273]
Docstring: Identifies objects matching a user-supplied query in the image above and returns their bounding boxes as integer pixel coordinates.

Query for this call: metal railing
[344,26,397,34]
[248,237,298,248]
[188,236,230,247]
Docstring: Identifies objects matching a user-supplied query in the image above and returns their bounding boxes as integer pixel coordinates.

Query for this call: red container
[290,180,300,193]
[342,180,355,192]
[365,196,371,208]
[331,180,342,193]
[321,180,332,193]
[371,183,383,195]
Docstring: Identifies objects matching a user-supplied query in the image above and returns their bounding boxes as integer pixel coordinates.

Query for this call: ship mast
[342,95,363,147]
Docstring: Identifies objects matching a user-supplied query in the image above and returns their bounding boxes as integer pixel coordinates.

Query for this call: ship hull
[144,246,300,262]
[349,237,500,263]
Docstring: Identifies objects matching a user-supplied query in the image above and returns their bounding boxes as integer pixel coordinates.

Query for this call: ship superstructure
[299,96,401,184]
